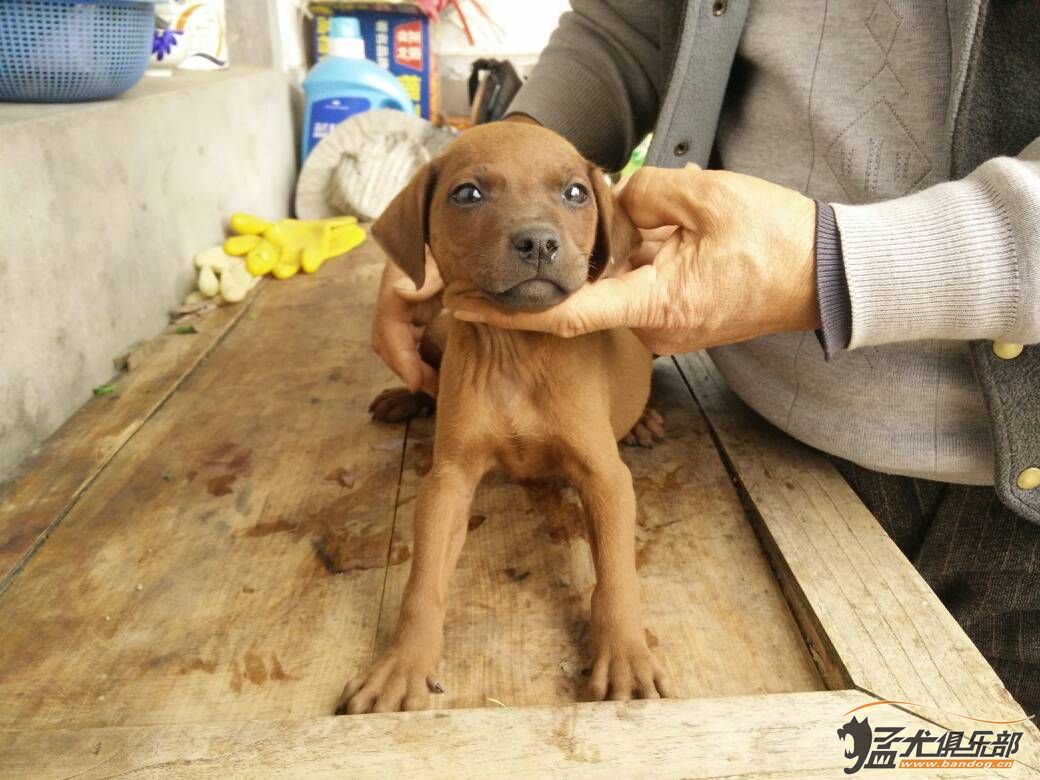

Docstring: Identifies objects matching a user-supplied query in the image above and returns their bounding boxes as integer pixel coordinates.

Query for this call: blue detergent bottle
[301,17,415,160]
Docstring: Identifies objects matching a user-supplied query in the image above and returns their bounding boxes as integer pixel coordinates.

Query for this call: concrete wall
[225,0,279,68]
[0,68,296,481]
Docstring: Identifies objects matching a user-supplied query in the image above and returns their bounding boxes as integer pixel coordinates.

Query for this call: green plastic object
[621,135,652,179]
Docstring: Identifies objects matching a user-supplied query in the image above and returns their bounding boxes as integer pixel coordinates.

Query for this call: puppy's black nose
[511,226,560,264]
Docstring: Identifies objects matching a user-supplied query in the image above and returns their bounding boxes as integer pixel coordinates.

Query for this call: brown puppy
[338,122,671,715]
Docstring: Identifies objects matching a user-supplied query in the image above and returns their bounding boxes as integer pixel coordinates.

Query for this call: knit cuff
[832,176,1019,349]
[814,202,852,359]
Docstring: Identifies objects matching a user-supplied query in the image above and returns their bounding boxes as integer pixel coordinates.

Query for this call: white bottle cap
[327,17,366,59]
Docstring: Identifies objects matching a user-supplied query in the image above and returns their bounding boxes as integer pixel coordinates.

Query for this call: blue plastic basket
[0,0,158,103]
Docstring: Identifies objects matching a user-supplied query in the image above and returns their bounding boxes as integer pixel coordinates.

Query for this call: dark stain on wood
[241,517,297,538]
[229,660,243,694]
[504,567,530,582]
[312,534,410,575]
[270,653,295,681]
[243,650,267,686]
[180,658,218,675]
[632,463,687,495]
[203,443,251,470]
[411,440,433,476]
[325,467,357,489]
[202,445,253,496]
[644,628,659,649]
[468,514,486,531]
[206,473,238,497]
[142,651,179,670]
[389,546,411,566]
[236,471,404,573]
[523,480,586,544]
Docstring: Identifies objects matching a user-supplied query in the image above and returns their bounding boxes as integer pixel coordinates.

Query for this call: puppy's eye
[451,183,483,205]
[563,183,589,204]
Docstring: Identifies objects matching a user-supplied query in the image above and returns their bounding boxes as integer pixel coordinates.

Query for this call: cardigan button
[713,0,728,15]
[1018,467,1040,491]
[993,341,1024,359]
[673,141,690,156]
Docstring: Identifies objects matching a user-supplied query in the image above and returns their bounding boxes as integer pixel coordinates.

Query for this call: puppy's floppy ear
[587,166,641,281]
[371,161,437,289]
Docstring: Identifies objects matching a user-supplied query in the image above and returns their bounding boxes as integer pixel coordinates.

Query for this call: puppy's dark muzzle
[477,225,588,310]
[489,278,568,309]
[511,226,560,265]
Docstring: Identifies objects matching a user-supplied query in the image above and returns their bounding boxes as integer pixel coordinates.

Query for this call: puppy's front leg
[571,453,675,701]
[336,459,485,714]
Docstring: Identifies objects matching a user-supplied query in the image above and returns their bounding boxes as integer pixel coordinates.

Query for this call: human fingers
[619,166,712,232]
[452,266,658,337]
[393,252,444,303]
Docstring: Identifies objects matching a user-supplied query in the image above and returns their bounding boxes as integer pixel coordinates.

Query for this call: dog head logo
[837,715,872,774]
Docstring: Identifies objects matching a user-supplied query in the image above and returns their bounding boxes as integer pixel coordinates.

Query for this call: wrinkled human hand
[372,253,444,396]
[452,165,819,355]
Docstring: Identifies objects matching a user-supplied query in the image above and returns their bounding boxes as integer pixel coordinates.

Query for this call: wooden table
[0,240,1035,777]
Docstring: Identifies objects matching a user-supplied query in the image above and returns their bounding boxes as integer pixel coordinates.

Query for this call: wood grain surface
[0,298,255,591]
[0,246,405,729]
[676,350,1040,771]
[1,236,1033,777]
[1,690,1032,778]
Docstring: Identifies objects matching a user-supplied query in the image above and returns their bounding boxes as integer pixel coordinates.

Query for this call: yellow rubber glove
[223,213,366,280]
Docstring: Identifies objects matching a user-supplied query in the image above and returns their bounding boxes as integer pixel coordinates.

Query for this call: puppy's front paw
[369,387,435,423]
[621,408,665,448]
[586,637,674,701]
[335,647,441,715]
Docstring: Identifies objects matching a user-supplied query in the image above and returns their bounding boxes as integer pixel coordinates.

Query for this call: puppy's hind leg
[369,387,435,423]
[621,407,665,448]
[369,313,449,423]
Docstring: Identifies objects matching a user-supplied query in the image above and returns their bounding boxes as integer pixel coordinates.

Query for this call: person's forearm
[828,137,1040,349]
[506,0,664,171]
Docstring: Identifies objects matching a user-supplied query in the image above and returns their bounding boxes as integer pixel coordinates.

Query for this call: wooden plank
[0,690,1031,778]
[0,245,408,729]
[371,360,821,709]
[675,351,1040,769]
[0,297,255,591]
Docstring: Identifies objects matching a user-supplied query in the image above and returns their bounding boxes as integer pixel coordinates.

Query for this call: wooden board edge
[9,689,1030,779]
[672,351,1040,769]
[851,685,1040,775]
[666,355,852,690]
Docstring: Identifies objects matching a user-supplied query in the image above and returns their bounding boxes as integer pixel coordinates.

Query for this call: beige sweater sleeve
[833,137,1040,349]
[507,0,666,171]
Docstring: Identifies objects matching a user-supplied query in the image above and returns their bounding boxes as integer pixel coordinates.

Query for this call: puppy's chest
[482,376,570,479]
[492,425,572,480]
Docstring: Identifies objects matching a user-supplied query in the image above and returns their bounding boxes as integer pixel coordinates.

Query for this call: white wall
[436,0,568,57]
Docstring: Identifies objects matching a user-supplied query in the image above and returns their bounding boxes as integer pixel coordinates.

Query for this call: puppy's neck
[450,318,560,371]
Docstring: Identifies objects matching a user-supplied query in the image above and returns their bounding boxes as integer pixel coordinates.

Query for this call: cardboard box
[308,2,439,119]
